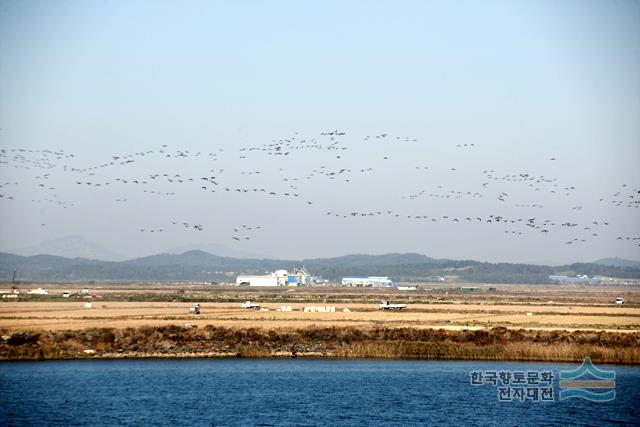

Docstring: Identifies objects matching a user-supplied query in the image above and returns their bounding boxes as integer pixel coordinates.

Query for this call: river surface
[1,359,638,426]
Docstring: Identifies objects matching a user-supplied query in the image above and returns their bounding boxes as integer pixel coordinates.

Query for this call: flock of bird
[0,131,639,251]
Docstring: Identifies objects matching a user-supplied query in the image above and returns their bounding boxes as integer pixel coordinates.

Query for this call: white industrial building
[549,275,594,284]
[341,276,395,287]
[236,267,313,287]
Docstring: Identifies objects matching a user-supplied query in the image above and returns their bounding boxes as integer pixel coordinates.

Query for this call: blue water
[0,359,638,426]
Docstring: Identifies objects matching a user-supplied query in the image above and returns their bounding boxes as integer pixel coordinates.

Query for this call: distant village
[235,267,401,288]
[2,266,638,303]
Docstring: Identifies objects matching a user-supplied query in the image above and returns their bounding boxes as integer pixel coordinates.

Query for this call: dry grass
[1,301,639,332]
[2,325,639,364]
[335,341,640,364]
[2,286,639,362]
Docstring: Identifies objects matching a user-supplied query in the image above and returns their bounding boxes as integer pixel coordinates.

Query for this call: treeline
[307,260,640,284]
[1,251,639,284]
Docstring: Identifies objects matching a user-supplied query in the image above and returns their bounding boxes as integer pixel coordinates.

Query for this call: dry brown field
[2,283,639,333]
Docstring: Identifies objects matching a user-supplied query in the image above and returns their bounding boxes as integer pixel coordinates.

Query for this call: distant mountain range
[11,236,127,261]
[1,250,639,284]
[162,242,266,259]
[9,236,266,261]
[594,257,640,268]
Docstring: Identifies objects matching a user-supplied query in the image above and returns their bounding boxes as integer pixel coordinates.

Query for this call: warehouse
[341,276,395,287]
[548,275,594,284]
[236,267,313,287]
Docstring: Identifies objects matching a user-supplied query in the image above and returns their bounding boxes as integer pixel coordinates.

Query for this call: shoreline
[5,352,638,366]
[2,324,639,364]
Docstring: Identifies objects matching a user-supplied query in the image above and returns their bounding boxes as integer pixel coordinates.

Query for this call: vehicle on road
[189,303,201,314]
[241,301,261,310]
[379,300,407,311]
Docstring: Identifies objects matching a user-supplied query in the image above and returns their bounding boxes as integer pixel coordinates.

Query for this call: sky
[0,0,639,264]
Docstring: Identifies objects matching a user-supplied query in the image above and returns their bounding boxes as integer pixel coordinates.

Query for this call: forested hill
[1,251,639,284]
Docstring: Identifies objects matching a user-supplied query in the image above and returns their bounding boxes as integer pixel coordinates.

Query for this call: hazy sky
[1,0,639,264]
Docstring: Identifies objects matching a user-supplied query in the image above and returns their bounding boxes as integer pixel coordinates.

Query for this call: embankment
[1,325,638,364]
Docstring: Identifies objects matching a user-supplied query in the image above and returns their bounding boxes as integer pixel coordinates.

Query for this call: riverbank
[2,325,639,364]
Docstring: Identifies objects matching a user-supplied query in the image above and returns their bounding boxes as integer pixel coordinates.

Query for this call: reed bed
[1,325,638,363]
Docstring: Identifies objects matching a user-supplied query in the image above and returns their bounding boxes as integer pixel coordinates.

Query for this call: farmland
[1,283,639,362]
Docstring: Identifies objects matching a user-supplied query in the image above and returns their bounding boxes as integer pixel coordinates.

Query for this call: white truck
[379,300,407,311]
[189,303,201,314]
[241,301,261,310]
